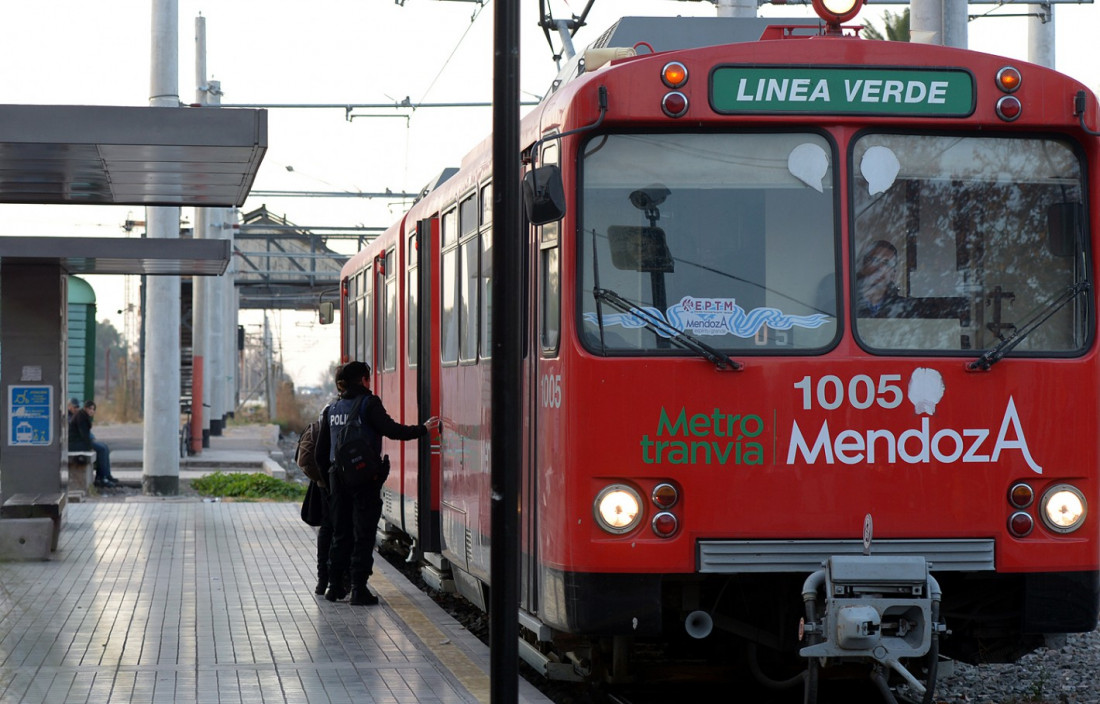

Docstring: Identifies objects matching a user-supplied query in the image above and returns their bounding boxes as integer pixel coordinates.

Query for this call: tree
[95,320,125,377]
[863,8,910,41]
[95,319,138,420]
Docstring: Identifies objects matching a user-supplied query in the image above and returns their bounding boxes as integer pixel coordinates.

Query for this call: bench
[1,492,66,551]
[67,451,96,494]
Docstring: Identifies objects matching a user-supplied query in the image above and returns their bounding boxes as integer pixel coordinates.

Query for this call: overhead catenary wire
[417,1,490,104]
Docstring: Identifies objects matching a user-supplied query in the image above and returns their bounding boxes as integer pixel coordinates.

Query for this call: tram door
[522,139,562,617]
[412,218,442,552]
[521,181,539,618]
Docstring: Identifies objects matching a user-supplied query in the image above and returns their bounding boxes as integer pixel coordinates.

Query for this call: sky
[0,0,1097,388]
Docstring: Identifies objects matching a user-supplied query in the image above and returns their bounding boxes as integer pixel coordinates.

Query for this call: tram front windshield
[852,134,1089,355]
[579,132,839,354]
[579,132,1090,358]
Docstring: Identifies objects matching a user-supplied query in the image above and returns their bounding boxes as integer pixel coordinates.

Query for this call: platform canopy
[0,104,266,206]
[0,236,230,275]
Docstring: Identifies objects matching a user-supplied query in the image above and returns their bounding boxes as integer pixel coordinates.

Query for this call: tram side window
[407,232,418,368]
[383,249,397,372]
[541,231,560,353]
[346,276,356,361]
[459,192,479,363]
[852,134,1089,355]
[360,268,373,365]
[540,142,561,355]
[441,209,459,364]
[480,182,493,360]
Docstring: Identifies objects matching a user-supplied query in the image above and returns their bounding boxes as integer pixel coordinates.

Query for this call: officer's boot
[325,570,348,602]
[315,564,328,596]
[349,573,378,606]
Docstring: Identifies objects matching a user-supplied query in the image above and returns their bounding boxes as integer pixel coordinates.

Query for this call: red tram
[332,1,1100,698]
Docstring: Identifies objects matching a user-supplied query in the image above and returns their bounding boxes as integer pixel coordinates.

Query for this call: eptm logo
[907,368,944,415]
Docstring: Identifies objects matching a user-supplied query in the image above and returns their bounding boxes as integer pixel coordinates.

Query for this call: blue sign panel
[8,385,52,446]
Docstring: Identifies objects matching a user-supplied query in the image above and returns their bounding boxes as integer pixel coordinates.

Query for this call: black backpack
[334,395,385,489]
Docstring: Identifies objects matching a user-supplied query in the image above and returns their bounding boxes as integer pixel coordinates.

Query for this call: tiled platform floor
[0,501,550,704]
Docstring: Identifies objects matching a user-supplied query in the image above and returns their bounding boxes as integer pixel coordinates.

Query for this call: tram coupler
[799,555,944,697]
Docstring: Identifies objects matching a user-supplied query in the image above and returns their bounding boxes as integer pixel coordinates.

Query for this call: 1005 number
[793,374,903,411]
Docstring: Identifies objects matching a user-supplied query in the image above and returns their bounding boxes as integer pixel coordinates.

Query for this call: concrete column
[943,0,969,48]
[716,0,756,18]
[142,211,182,494]
[0,263,67,502]
[143,0,181,494]
[910,0,944,44]
[1028,4,1055,69]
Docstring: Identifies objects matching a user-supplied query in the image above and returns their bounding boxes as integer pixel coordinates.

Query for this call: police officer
[314,360,440,605]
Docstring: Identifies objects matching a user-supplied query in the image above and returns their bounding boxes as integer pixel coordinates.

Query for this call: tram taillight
[1009,511,1034,538]
[652,511,679,538]
[996,96,1022,122]
[662,92,688,118]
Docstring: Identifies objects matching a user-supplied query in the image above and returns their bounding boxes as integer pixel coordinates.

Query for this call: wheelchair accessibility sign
[9,385,52,446]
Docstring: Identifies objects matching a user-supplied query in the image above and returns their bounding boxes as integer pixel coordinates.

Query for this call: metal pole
[490,0,520,701]
[207,202,224,442]
[264,312,275,420]
[209,81,227,438]
[191,14,208,454]
[143,0,182,495]
[226,209,240,427]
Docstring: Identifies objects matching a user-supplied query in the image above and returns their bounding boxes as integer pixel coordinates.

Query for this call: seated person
[68,400,118,488]
[856,240,911,318]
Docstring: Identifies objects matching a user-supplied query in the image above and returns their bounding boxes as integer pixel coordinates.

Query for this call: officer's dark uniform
[314,383,427,605]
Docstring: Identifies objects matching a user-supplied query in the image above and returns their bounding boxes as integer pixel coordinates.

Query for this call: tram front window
[580,132,839,354]
[852,134,1090,355]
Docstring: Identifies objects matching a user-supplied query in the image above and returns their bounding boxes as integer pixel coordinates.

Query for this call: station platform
[6,424,554,704]
[93,422,290,486]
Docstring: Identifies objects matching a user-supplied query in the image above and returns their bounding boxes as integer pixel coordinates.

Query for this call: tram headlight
[594,484,643,534]
[1039,484,1087,534]
[812,0,864,24]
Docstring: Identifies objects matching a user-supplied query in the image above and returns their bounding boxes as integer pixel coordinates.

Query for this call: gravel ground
[935,632,1100,703]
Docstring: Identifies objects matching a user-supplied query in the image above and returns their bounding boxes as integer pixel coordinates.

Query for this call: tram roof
[590,16,819,53]
[0,104,266,207]
[546,16,818,97]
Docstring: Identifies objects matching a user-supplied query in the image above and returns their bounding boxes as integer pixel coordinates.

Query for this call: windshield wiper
[593,287,743,371]
[968,281,1091,371]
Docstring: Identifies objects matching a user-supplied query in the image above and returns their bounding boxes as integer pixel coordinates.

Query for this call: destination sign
[711,67,975,116]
